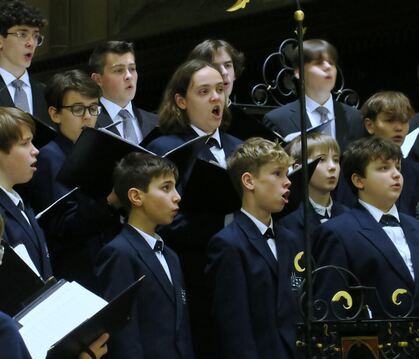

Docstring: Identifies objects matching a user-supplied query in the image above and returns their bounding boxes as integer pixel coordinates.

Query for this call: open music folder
[0,242,144,358]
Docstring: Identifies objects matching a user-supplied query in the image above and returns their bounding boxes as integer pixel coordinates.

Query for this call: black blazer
[0,189,52,280]
[312,204,419,318]
[95,102,158,141]
[95,224,194,359]
[206,211,297,358]
[262,99,364,151]
[279,201,348,251]
[0,76,51,128]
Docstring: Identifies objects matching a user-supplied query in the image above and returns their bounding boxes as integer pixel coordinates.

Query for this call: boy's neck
[128,213,156,237]
[309,187,332,207]
[305,88,331,106]
[241,198,272,226]
[358,193,393,213]
[0,60,26,80]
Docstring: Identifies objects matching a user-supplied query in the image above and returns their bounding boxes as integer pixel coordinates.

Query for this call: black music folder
[57,127,208,198]
[14,276,144,359]
[180,158,241,215]
[0,243,46,316]
[29,112,57,149]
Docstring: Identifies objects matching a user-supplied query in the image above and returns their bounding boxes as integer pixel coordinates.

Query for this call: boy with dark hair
[89,40,157,144]
[95,152,194,359]
[28,69,121,288]
[313,136,419,318]
[280,132,347,248]
[206,137,298,358]
[263,39,363,151]
[0,0,50,125]
[335,91,419,218]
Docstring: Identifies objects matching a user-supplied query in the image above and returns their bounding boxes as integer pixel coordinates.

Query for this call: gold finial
[294,10,305,22]
[226,0,250,12]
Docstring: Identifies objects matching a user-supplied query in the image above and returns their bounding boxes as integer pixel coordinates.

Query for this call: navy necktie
[206,137,221,149]
[379,214,400,227]
[263,227,274,240]
[153,240,164,252]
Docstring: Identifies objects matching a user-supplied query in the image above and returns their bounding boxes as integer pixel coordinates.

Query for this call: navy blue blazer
[0,76,52,129]
[312,204,419,318]
[279,201,348,251]
[95,224,194,359]
[0,312,31,359]
[95,103,158,141]
[0,189,52,280]
[333,157,419,219]
[262,99,364,151]
[206,211,297,359]
[28,134,121,287]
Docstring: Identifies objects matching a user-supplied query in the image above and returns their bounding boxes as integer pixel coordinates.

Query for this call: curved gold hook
[392,288,407,305]
[226,0,250,12]
[294,251,305,273]
[331,291,353,310]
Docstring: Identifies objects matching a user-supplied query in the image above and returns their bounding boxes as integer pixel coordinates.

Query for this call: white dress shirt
[0,68,33,114]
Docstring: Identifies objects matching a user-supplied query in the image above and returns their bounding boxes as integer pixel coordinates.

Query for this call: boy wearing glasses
[0,0,51,126]
[29,69,122,288]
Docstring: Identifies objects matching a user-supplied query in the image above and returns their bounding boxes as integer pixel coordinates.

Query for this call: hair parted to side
[227,137,293,197]
[113,152,179,212]
[361,91,415,122]
[287,132,340,165]
[188,39,245,78]
[291,39,338,69]
[342,136,402,194]
[45,69,102,109]
[89,41,135,74]
[158,59,231,135]
[0,107,35,153]
[0,0,47,35]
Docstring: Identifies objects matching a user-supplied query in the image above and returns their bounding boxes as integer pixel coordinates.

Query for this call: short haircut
[361,91,415,122]
[113,152,179,212]
[0,0,47,36]
[287,132,340,164]
[0,107,35,153]
[45,69,102,109]
[228,137,293,198]
[187,39,245,78]
[342,136,402,193]
[291,39,338,69]
[158,59,231,135]
[88,41,135,74]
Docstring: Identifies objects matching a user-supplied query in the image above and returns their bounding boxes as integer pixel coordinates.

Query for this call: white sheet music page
[18,281,107,359]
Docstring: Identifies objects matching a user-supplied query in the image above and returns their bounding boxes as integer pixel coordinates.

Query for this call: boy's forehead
[9,25,40,32]
[152,173,176,183]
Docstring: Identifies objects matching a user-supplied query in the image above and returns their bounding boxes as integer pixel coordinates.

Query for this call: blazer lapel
[354,206,414,290]
[164,249,184,333]
[96,105,121,136]
[236,212,278,277]
[333,101,349,149]
[290,100,311,131]
[0,76,14,107]
[124,226,175,302]
[219,132,237,158]
[400,216,419,297]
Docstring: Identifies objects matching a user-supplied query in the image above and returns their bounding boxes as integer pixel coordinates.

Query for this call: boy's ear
[91,72,102,86]
[175,93,187,110]
[241,172,255,191]
[351,173,364,191]
[364,118,375,135]
[127,187,144,208]
[48,106,61,125]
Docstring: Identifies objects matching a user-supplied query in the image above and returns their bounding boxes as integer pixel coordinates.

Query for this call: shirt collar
[0,186,23,207]
[309,197,333,217]
[129,224,163,250]
[305,94,334,116]
[241,208,273,236]
[0,68,30,87]
[190,125,222,147]
[100,97,134,122]
[358,199,400,223]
